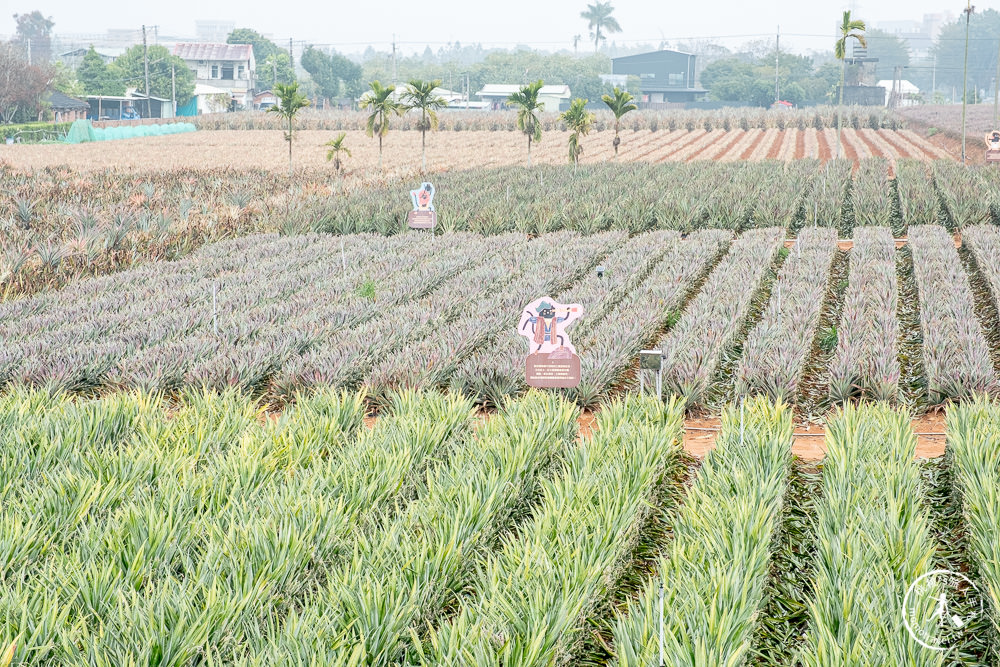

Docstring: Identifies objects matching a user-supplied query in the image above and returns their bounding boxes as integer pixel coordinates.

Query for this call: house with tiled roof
[172,43,256,112]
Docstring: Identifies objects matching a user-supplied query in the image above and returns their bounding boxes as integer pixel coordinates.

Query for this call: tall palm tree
[835,10,866,159]
[580,2,622,53]
[601,86,637,157]
[561,98,595,167]
[508,80,545,167]
[361,80,403,171]
[402,78,448,172]
[268,82,310,175]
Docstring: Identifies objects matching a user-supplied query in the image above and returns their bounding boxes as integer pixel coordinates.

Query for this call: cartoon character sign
[987,131,1000,162]
[411,182,435,211]
[407,182,437,229]
[518,297,584,388]
[519,298,583,354]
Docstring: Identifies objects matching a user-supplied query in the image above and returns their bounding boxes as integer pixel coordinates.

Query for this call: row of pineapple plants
[0,386,474,663]
[907,224,996,403]
[797,403,945,664]
[828,226,900,402]
[659,227,787,405]
[736,226,838,402]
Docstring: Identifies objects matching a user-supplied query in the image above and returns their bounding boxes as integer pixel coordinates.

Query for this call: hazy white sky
[2,0,997,56]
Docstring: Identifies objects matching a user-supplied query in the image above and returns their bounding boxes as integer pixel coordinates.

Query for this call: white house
[878,79,921,108]
[476,84,572,112]
[172,43,255,109]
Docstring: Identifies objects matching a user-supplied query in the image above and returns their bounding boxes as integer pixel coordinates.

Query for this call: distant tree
[49,60,85,98]
[227,28,294,87]
[601,86,636,157]
[0,42,48,123]
[111,45,194,108]
[580,2,622,53]
[865,29,910,83]
[361,80,403,170]
[325,131,351,174]
[560,97,594,166]
[931,9,1000,96]
[508,80,545,167]
[78,46,125,96]
[13,11,54,64]
[268,81,310,174]
[301,46,363,104]
[402,78,447,172]
[835,10,866,158]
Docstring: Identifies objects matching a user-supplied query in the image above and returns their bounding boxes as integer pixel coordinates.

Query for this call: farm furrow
[607,397,793,666]
[418,395,684,667]
[247,391,579,665]
[659,226,787,406]
[797,404,944,665]
[947,400,1000,664]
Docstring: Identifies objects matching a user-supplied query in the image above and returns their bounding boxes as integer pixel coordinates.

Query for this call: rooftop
[172,43,253,62]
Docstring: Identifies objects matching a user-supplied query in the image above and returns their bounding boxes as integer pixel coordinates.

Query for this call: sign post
[518,297,583,388]
[407,182,438,231]
[986,131,1000,163]
[638,349,663,399]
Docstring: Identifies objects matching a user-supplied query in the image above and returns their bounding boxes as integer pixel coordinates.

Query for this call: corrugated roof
[477,84,571,98]
[172,43,253,62]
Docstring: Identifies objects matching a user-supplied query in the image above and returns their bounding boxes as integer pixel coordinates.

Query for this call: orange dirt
[766,130,785,159]
[817,130,833,161]
[682,413,948,461]
[577,411,598,441]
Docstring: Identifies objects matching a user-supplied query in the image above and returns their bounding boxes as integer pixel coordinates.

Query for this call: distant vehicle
[258,102,276,111]
[121,107,140,120]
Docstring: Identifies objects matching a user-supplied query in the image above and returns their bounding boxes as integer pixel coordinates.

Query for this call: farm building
[476,84,571,111]
[173,43,256,110]
[86,94,174,120]
[44,91,90,122]
[611,50,708,107]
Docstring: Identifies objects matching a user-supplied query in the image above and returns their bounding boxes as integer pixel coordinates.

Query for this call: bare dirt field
[0,127,951,174]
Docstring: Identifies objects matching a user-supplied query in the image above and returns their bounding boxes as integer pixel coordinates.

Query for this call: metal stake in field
[658,583,665,666]
[212,281,218,336]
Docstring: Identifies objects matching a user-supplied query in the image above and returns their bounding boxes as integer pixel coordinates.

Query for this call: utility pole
[171,64,176,116]
[25,38,30,65]
[392,34,398,90]
[932,55,936,97]
[961,1,974,163]
[289,38,294,71]
[143,25,152,119]
[994,37,1000,128]
[774,25,780,105]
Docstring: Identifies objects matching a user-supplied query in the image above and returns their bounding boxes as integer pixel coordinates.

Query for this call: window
[237,65,245,79]
[211,65,219,78]
[222,65,234,80]
[668,72,685,86]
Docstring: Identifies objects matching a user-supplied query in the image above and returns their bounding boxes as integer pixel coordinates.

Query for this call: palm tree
[561,98,595,167]
[402,78,448,172]
[268,82,310,175]
[834,10,866,159]
[601,86,637,157]
[361,80,403,170]
[508,80,545,167]
[580,2,622,53]
[324,132,351,174]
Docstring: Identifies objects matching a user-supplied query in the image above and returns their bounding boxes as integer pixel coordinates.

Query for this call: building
[878,79,921,108]
[611,50,707,106]
[45,91,90,122]
[172,43,255,110]
[875,13,954,60]
[476,84,572,111]
[86,94,174,120]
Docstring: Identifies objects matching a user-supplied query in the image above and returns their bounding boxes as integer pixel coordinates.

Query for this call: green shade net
[63,120,196,144]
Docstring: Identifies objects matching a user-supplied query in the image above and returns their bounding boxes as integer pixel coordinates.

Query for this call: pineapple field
[1,140,1000,664]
